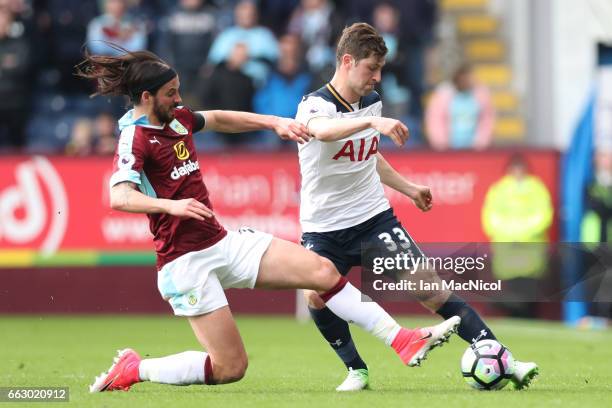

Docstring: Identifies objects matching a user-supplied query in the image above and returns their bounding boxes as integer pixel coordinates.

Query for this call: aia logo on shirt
[173,141,190,160]
[333,137,379,161]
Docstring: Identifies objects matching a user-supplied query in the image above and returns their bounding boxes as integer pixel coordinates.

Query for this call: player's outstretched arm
[376,153,433,212]
[308,116,408,146]
[198,110,310,144]
[110,182,214,220]
[307,116,373,141]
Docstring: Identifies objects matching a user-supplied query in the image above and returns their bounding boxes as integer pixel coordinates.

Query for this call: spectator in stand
[425,63,495,150]
[254,34,310,120]
[65,118,94,156]
[207,0,278,87]
[93,111,118,155]
[64,112,117,156]
[254,33,311,147]
[157,0,217,105]
[372,2,401,70]
[120,0,167,53]
[287,0,343,75]
[200,42,255,146]
[87,0,147,56]
[0,7,32,151]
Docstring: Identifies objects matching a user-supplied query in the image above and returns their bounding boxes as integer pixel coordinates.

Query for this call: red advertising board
[0,150,559,257]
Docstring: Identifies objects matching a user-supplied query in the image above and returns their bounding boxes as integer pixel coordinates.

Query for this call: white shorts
[157,228,273,316]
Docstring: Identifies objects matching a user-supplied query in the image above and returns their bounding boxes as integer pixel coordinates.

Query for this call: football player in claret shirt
[295,23,538,391]
[76,45,461,393]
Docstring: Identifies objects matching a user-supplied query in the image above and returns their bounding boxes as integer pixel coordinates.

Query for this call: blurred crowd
[0,0,495,154]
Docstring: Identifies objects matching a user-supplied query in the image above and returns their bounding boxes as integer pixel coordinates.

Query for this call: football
[461,339,515,390]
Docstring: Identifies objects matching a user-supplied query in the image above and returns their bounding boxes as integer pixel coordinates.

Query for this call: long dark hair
[75,43,174,105]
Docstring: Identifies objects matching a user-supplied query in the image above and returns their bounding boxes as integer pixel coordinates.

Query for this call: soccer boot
[336,368,370,392]
[392,316,461,367]
[511,360,539,390]
[90,348,141,392]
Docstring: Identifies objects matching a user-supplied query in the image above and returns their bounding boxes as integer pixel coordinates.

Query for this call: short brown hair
[336,23,387,64]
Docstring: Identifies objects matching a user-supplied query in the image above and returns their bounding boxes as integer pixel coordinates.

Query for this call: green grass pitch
[1,315,611,407]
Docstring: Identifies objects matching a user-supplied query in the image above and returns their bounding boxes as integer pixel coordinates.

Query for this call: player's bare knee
[225,359,248,383]
[213,356,248,384]
[314,257,340,290]
[303,289,325,309]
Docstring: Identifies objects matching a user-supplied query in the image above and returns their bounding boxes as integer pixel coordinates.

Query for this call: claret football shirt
[109,106,227,269]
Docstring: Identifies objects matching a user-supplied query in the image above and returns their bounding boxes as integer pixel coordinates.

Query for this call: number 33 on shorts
[377,227,413,252]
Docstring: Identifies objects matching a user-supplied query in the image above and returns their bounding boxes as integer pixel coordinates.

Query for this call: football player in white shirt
[296,22,538,392]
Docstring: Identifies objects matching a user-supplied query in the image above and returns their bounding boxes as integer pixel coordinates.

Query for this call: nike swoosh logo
[418,332,432,341]
[99,373,119,391]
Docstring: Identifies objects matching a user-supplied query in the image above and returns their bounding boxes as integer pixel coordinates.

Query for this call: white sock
[325,281,401,345]
[139,351,207,385]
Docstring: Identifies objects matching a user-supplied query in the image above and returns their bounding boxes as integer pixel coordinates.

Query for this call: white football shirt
[296,83,390,233]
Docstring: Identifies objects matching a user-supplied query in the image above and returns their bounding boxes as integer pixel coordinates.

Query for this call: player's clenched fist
[168,198,214,220]
[272,117,311,144]
[410,185,433,212]
[371,117,409,146]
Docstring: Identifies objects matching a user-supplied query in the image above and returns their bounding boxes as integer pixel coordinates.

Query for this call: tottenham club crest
[169,119,189,135]
[173,141,190,160]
